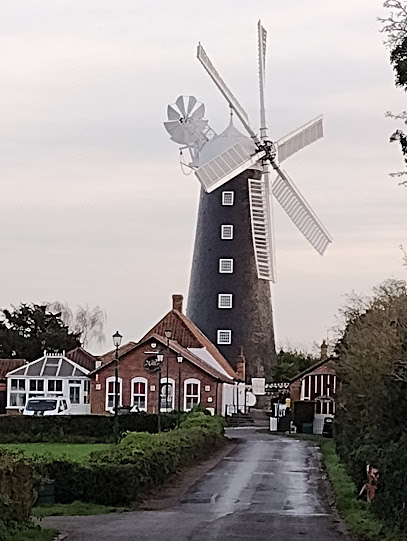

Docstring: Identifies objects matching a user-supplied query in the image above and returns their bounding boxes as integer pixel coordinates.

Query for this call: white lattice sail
[272,170,332,255]
[195,144,265,193]
[248,177,275,281]
[276,115,323,163]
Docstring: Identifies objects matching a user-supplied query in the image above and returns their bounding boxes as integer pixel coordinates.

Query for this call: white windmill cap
[198,116,260,169]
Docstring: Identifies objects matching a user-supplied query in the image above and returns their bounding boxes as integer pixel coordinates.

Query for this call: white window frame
[184,378,201,411]
[219,259,234,273]
[131,377,148,412]
[222,191,234,206]
[221,225,234,240]
[160,377,175,412]
[8,378,27,408]
[218,294,233,309]
[105,376,123,412]
[47,379,63,394]
[28,379,45,397]
[217,330,232,345]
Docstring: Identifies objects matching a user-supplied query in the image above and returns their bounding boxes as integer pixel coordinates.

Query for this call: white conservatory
[6,351,91,414]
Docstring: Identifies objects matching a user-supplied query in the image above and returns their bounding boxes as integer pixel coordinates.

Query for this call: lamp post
[177,355,183,428]
[112,331,122,444]
[164,329,172,411]
[156,352,164,432]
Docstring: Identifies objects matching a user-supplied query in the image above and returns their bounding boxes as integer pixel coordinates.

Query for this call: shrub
[0,413,177,443]
[39,413,225,506]
[0,449,35,527]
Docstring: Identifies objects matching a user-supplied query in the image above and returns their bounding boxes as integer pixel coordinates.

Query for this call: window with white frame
[160,378,175,411]
[131,377,147,411]
[222,191,234,206]
[218,294,233,309]
[219,259,233,273]
[106,377,122,411]
[217,330,232,345]
[221,225,233,240]
[9,379,26,407]
[29,379,44,397]
[184,379,200,411]
[48,380,63,394]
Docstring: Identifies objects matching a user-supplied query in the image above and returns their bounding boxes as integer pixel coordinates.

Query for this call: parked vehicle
[23,396,71,416]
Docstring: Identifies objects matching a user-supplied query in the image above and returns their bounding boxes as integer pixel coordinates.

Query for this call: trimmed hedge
[40,413,225,506]
[0,449,35,527]
[0,413,177,443]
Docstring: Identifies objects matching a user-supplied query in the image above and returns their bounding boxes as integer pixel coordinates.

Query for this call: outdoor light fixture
[112,331,123,444]
[156,351,164,432]
[177,355,183,428]
[164,329,172,412]
[112,331,122,348]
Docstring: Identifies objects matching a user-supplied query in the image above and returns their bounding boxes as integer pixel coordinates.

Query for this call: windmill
[163,21,332,379]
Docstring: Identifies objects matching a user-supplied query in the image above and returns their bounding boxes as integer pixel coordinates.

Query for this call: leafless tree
[47,302,106,349]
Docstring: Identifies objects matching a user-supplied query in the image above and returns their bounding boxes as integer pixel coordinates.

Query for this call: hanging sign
[251,378,266,395]
[144,356,161,373]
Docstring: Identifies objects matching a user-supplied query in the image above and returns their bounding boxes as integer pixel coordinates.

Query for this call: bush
[0,413,177,443]
[39,413,225,506]
[0,449,35,527]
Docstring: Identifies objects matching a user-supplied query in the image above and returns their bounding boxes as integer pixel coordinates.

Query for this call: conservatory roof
[6,351,89,379]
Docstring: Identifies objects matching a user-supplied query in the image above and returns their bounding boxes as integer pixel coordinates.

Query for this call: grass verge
[33,500,126,517]
[1,524,56,541]
[0,443,111,462]
[319,439,407,541]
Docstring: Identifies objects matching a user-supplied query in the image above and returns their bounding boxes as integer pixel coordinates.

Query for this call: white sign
[251,378,266,395]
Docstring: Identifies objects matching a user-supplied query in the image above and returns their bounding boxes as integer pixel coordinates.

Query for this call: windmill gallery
[164,21,332,381]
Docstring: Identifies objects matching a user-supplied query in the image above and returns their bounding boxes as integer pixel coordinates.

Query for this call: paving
[42,429,350,540]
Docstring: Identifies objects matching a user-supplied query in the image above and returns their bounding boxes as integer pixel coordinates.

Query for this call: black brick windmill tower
[163,21,332,380]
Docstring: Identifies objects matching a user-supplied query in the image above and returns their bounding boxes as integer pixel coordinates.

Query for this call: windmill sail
[196,145,265,193]
[272,168,332,255]
[249,175,276,282]
[276,115,323,163]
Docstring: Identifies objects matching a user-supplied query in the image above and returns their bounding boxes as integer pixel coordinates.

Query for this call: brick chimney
[172,294,183,313]
[320,339,328,361]
[236,346,246,382]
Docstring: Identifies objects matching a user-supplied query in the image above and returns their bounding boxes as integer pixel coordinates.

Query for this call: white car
[23,396,71,416]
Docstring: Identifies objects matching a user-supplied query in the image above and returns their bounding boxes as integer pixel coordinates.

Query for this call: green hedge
[0,450,35,527]
[0,413,177,443]
[40,413,225,506]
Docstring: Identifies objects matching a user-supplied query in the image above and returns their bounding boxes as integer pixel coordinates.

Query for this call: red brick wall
[91,345,223,415]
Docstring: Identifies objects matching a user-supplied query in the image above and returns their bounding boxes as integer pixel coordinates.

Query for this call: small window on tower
[219,259,233,273]
[218,294,233,308]
[222,191,234,206]
[221,225,233,240]
[217,330,232,345]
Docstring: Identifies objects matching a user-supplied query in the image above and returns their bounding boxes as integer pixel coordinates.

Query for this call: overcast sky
[0,0,406,355]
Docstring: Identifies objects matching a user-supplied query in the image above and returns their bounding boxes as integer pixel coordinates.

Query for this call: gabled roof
[66,347,98,372]
[97,342,137,366]
[90,334,233,383]
[290,356,337,384]
[0,359,25,380]
[139,308,238,379]
[6,352,90,378]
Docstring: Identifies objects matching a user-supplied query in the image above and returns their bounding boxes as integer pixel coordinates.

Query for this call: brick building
[290,341,337,416]
[91,295,243,415]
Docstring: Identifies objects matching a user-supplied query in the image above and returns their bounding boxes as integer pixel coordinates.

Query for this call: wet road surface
[43,429,349,540]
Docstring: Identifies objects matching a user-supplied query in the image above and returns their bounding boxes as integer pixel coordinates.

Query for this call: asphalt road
[43,429,350,540]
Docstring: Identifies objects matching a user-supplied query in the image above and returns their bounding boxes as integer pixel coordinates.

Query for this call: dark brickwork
[187,169,276,380]
[91,342,223,415]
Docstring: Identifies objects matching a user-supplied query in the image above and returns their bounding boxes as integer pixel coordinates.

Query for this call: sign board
[246,391,257,407]
[144,356,161,373]
[251,378,266,395]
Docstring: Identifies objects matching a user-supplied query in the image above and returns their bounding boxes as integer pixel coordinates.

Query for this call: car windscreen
[26,399,57,411]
